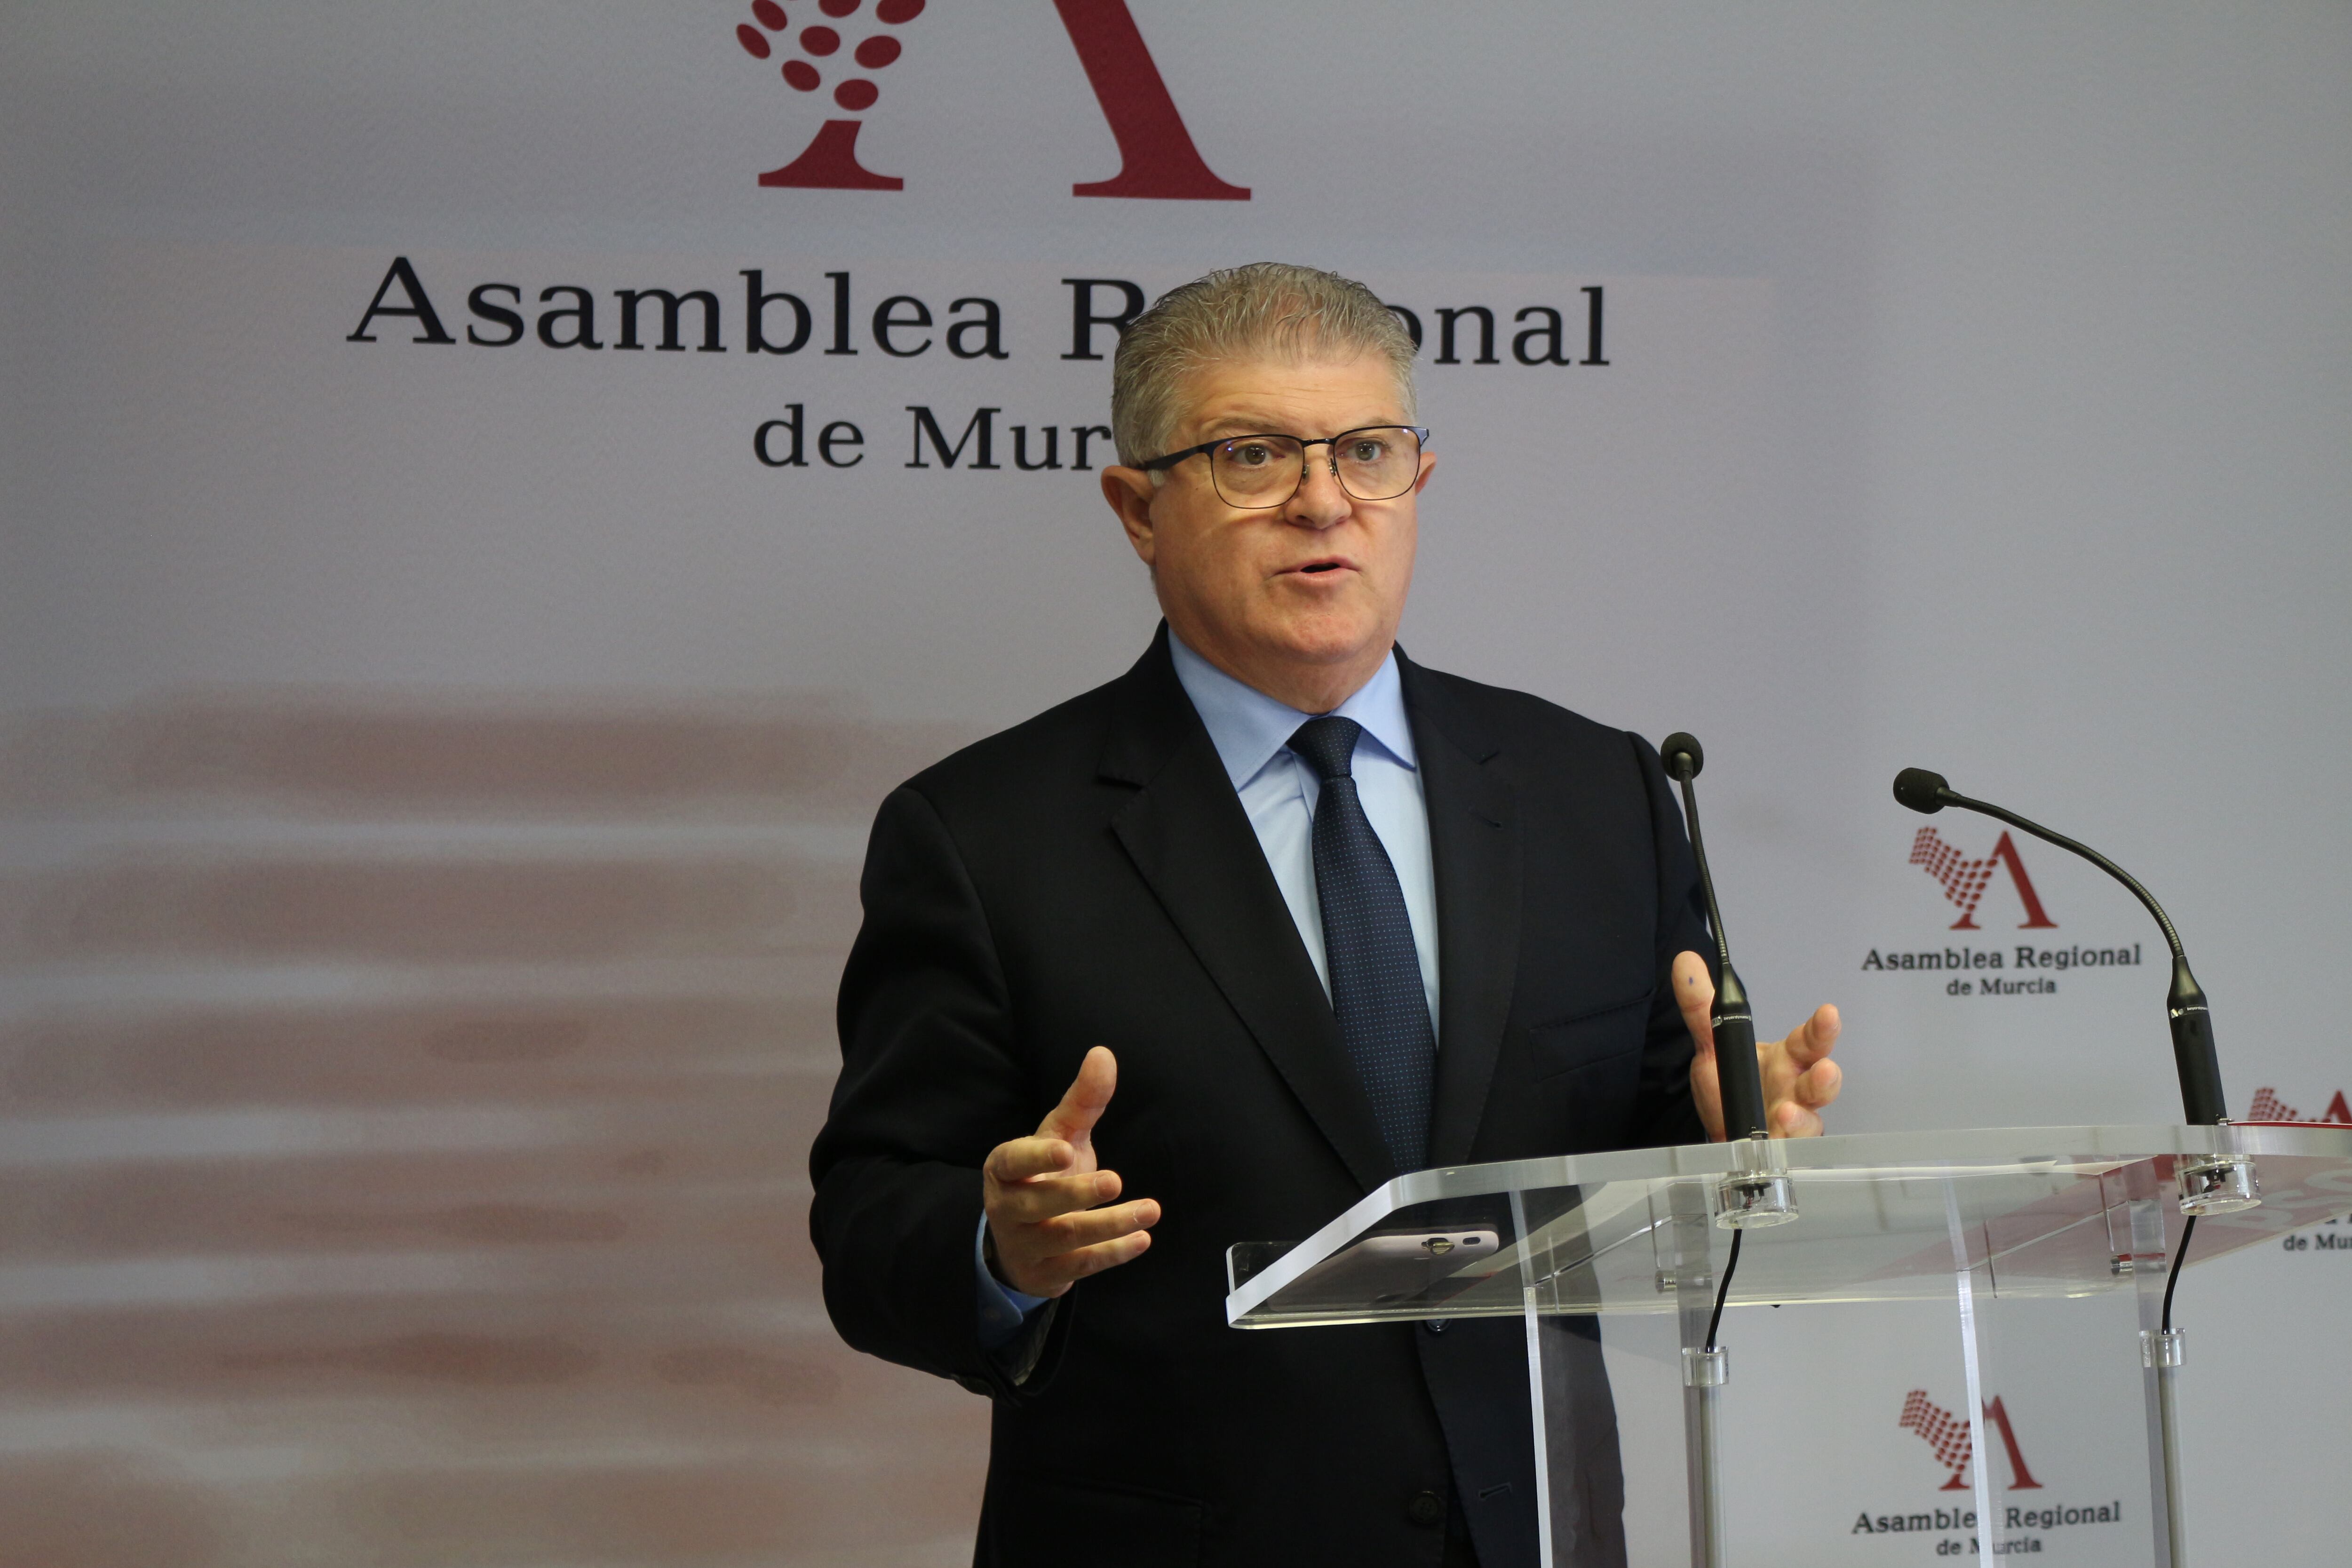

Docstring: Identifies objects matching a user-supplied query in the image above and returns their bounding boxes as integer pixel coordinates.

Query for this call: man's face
[1102,352,1435,712]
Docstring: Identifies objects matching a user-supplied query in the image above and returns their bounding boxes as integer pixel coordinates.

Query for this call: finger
[1792,1057,1842,1109]
[1028,1228,1155,1292]
[989,1170,1119,1226]
[1037,1045,1118,1145]
[1765,1058,1842,1139]
[1781,1003,1841,1070]
[1774,1098,1825,1138]
[984,1136,1076,1185]
[1031,1197,1161,1253]
[1672,952,1729,1140]
[1671,951,1716,1055]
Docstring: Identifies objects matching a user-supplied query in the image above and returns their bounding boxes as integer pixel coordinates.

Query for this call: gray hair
[1109,262,1418,467]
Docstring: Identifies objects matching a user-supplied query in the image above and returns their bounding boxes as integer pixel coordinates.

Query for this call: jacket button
[1407,1490,1446,1528]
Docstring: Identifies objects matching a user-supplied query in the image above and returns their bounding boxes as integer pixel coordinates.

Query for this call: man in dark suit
[811,263,1842,1567]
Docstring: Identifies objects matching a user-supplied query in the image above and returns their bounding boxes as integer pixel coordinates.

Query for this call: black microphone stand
[1661,732,1796,1568]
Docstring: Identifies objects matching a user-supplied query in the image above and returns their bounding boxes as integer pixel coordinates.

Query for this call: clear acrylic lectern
[1225,1123,2352,1568]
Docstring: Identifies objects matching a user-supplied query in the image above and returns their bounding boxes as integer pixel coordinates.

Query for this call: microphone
[1661,733,1771,1140]
[1890,767,2227,1126]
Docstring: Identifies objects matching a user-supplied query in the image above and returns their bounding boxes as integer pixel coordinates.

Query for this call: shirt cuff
[975,1213,1051,1351]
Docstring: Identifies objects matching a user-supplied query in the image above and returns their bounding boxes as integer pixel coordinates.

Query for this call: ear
[1101,466,1159,565]
[1412,447,1437,495]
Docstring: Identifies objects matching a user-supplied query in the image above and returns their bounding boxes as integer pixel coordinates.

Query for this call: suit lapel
[1102,631,1395,1192]
[1401,654,1522,1169]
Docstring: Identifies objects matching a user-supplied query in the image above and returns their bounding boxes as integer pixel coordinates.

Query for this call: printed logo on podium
[1899,1388,2042,1492]
[734,0,1249,199]
[1851,1387,2128,1550]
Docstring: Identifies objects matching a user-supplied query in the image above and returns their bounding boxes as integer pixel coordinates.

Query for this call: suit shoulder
[896,670,1125,811]
[1408,662,1650,762]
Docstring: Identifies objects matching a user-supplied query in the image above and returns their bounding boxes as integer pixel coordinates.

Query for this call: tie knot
[1287,716,1364,782]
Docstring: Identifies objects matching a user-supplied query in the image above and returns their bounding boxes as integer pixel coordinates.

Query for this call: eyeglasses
[1138,425,1430,509]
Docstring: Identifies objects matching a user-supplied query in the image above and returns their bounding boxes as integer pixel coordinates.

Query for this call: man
[811,263,1842,1567]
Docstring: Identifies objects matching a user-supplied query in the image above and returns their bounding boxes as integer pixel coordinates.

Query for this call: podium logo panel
[2249,1083,2352,1259]
[1898,1388,2042,1493]
[1850,1387,2131,1557]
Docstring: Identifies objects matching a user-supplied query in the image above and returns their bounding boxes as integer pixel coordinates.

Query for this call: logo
[1865,830,2140,990]
[1899,1388,2042,1492]
[734,0,1249,199]
[2246,1085,2352,1124]
[1909,827,2055,930]
[1852,1387,2125,1550]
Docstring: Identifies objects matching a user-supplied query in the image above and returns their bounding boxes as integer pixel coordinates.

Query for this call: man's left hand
[1672,950,1843,1139]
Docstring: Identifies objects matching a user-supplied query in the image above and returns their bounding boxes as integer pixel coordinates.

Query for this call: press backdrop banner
[2,3,2347,1565]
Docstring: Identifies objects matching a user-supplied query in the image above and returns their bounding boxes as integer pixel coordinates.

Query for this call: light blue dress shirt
[977,631,1443,1349]
[1163,631,1442,1027]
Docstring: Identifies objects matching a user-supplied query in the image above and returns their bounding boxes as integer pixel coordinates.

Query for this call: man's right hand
[982,1045,1160,1299]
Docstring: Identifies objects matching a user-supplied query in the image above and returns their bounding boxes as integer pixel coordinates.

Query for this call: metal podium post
[1662,1184,1722,1568]
[1671,1137,1796,1568]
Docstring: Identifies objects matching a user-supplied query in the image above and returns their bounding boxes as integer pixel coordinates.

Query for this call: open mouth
[1291,558,1352,576]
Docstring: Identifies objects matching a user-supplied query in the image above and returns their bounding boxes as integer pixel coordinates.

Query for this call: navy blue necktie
[1288,716,1437,1173]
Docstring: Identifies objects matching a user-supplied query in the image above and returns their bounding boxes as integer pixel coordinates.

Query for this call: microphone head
[1893,767,1951,814]
[1660,732,1704,781]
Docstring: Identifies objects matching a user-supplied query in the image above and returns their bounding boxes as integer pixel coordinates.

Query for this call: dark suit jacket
[811,628,1712,1568]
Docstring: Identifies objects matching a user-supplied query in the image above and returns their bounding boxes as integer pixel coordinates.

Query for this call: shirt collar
[1167,627,1418,789]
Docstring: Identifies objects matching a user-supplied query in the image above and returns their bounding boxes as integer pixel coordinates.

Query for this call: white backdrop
[2,4,2346,1565]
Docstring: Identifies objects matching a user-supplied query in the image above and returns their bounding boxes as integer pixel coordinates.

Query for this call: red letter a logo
[1053,0,1249,200]
[1901,1390,2045,1492]
[1909,828,2058,931]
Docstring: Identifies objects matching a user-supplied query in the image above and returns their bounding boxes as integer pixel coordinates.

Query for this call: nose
[1282,441,1352,530]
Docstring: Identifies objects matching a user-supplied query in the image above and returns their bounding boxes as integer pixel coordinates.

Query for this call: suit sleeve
[810,784,1069,1399]
[1629,732,1716,1148]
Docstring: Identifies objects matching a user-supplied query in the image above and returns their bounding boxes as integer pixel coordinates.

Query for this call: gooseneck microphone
[1661,734,1771,1140]
[1891,767,2227,1126]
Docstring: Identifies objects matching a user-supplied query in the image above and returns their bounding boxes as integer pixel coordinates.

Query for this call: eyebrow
[1192,414,1394,441]
[1195,414,1291,438]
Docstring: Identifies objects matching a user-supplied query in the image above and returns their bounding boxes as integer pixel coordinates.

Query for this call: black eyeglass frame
[1136,425,1434,508]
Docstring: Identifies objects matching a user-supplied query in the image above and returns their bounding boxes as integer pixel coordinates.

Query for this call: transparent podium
[1225,1123,2352,1568]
